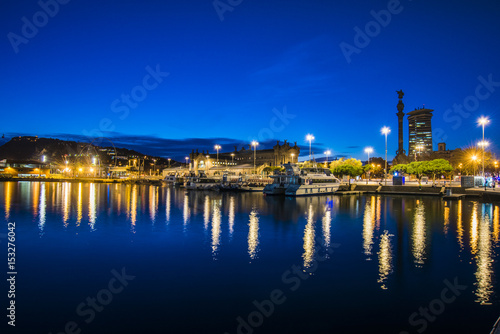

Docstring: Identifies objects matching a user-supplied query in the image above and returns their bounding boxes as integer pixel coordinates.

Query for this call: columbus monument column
[395,90,406,157]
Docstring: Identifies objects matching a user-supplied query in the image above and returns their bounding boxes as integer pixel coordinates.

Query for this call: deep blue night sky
[2,0,500,160]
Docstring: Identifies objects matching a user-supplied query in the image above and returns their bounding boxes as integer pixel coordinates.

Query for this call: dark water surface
[1,181,499,334]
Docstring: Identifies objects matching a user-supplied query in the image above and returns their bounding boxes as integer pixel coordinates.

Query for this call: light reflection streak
[322,207,331,250]
[457,200,464,250]
[229,196,235,239]
[88,183,97,231]
[4,181,12,220]
[493,206,499,243]
[377,231,392,290]
[362,196,376,259]
[470,203,478,255]
[165,187,171,223]
[474,205,493,305]
[149,186,158,223]
[443,203,450,235]
[204,195,210,231]
[183,194,190,229]
[77,183,82,227]
[302,204,315,269]
[248,209,259,261]
[130,185,137,233]
[38,182,46,236]
[63,182,71,228]
[412,200,426,266]
[211,201,222,259]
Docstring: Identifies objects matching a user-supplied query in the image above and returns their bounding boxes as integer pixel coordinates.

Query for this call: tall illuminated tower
[395,90,406,157]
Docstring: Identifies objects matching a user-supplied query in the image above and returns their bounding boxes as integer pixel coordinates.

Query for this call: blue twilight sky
[1,0,500,160]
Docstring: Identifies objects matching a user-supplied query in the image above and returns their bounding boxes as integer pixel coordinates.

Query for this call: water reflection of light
[443,203,450,235]
[38,182,46,236]
[165,187,171,223]
[474,205,493,305]
[322,207,331,250]
[204,195,210,230]
[302,204,315,269]
[4,181,12,220]
[89,183,97,231]
[412,200,426,266]
[77,183,83,227]
[130,185,137,233]
[149,186,158,223]
[248,209,259,260]
[362,197,376,259]
[377,231,393,290]
[183,194,190,228]
[32,182,39,217]
[229,196,235,239]
[493,206,499,243]
[63,182,71,228]
[470,203,478,255]
[457,200,464,250]
[211,201,222,258]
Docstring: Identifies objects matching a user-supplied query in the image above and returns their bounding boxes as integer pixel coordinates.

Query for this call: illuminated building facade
[407,107,433,155]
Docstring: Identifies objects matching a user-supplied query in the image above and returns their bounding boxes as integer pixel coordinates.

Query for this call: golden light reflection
[88,183,97,231]
[474,205,493,305]
[470,203,478,255]
[443,203,450,235]
[302,204,316,269]
[4,181,12,220]
[149,186,158,223]
[32,182,39,217]
[493,206,499,243]
[77,183,82,226]
[211,201,222,258]
[165,187,171,223]
[130,185,137,233]
[412,200,426,266]
[38,182,46,236]
[229,196,235,238]
[248,209,260,260]
[204,195,210,230]
[362,196,376,259]
[63,183,71,228]
[457,200,464,250]
[377,231,393,290]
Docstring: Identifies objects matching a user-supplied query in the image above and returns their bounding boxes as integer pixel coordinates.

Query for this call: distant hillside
[0,136,150,163]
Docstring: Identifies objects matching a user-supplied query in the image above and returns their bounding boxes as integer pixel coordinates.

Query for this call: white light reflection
[248,209,260,261]
[302,204,315,269]
[88,183,97,231]
[211,201,222,259]
[473,204,493,305]
[38,182,46,236]
[377,231,393,290]
[229,196,235,239]
[165,187,171,224]
[412,200,426,266]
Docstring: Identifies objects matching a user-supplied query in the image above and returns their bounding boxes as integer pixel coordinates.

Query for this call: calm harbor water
[1,181,499,334]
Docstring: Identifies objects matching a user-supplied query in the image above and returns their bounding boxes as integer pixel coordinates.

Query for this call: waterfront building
[189,140,300,175]
[407,107,433,155]
[0,159,50,177]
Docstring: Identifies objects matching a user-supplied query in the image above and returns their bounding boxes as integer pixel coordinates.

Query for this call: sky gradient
[2,0,500,160]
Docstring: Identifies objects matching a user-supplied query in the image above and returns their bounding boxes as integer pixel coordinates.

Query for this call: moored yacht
[263,163,341,196]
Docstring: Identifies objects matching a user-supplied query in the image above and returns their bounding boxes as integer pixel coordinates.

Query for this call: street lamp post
[381,127,390,185]
[324,150,331,166]
[306,134,314,163]
[364,147,373,184]
[214,145,221,169]
[472,155,477,176]
[251,141,259,176]
[168,158,171,168]
[291,153,295,163]
[231,153,235,166]
[185,157,189,169]
[478,117,489,180]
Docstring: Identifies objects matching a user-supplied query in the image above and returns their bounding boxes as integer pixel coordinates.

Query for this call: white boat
[163,174,184,186]
[184,173,220,190]
[263,163,341,196]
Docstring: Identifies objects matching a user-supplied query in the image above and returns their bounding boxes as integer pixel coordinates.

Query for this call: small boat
[263,163,341,196]
[184,172,220,190]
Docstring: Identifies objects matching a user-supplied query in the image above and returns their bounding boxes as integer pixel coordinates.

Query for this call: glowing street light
[185,157,189,169]
[324,150,331,164]
[291,153,295,163]
[214,145,221,166]
[251,141,259,175]
[306,134,314,162]
[478,116,489,180]
[381,127,390,185]
[168,158,171,168]
[471,155,478,176]
[231,153,235,166]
